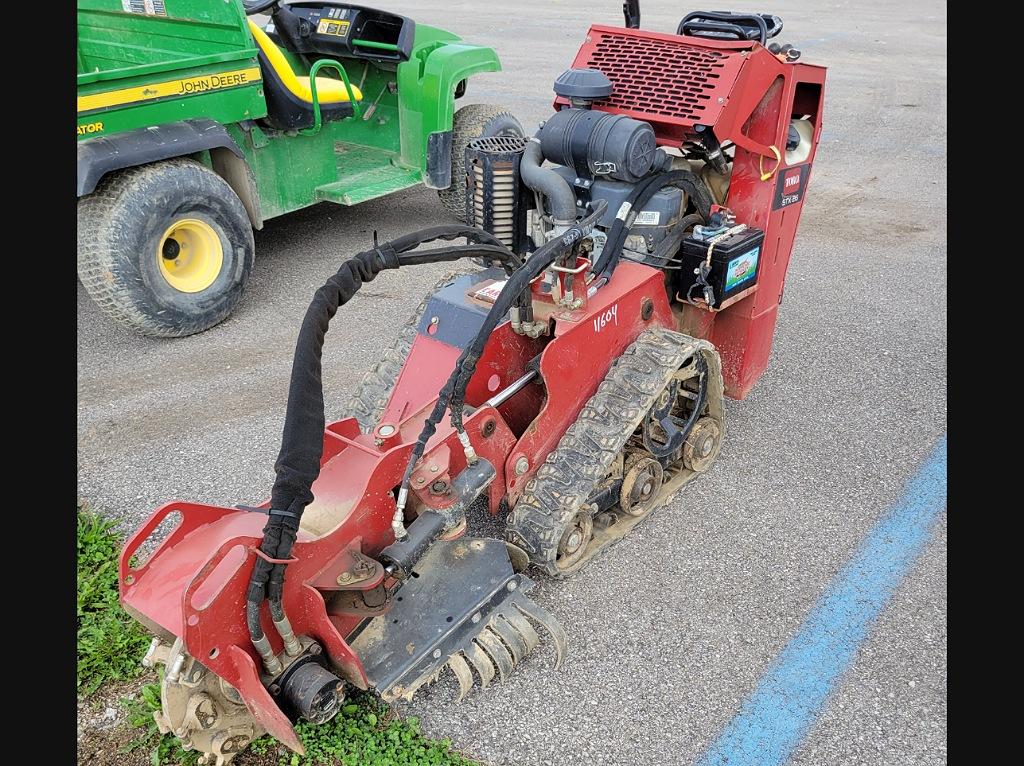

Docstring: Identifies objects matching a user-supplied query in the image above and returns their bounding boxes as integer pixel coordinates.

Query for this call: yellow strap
[758,145,782,181]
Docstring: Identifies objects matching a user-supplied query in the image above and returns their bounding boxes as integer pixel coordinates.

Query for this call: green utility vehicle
[77,0,522,336]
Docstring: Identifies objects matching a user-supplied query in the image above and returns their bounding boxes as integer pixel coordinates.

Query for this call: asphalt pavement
[77,1,947,763]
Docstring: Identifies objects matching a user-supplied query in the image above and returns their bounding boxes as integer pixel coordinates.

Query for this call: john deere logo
[77,67,262,114]
[176,71,254,95]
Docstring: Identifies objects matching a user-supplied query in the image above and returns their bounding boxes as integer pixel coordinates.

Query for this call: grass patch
[248,692,478,766]
[122,683,479,766]
[77,505,150,694]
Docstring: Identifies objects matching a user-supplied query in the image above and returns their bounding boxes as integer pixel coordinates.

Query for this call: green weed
[249,691,479,766]
[77,505,150,693]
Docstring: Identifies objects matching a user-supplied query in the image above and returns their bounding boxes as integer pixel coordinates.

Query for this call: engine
[465,67,744,287]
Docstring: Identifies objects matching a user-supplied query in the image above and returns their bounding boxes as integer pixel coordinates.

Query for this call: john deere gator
[76,0,522,336]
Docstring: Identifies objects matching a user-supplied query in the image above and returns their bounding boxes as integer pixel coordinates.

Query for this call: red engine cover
[556,25,827,398]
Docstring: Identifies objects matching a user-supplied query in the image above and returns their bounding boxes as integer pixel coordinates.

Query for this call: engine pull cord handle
[759,145,783,181]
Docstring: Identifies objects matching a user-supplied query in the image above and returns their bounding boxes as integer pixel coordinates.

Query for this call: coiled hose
[245,226,525,651]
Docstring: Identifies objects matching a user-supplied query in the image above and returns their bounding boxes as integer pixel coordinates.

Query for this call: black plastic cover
[77,119,243,197]
[552,68,613,102]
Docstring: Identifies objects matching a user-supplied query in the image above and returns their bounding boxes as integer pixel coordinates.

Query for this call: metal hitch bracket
[349,538,565,702]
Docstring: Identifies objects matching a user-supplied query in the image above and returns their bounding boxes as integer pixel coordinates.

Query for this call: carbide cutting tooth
[466,641,496,688]
[502,608,540,653]
[475,627,515,682]
[515,599,567,670]
[490,615,529,664]
[447,652,474,703]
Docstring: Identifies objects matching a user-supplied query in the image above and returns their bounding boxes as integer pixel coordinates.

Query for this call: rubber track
[344,271,469,432]
[505,327,718,577]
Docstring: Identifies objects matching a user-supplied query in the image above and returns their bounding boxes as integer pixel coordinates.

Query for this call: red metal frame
[120,23,826,749]
[558,24,826,398]
[120,261,675,747]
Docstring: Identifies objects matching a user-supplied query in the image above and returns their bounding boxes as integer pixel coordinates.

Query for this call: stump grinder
[118,4,825,762]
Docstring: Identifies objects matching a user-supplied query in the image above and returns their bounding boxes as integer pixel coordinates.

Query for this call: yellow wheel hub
[157,218,224,293]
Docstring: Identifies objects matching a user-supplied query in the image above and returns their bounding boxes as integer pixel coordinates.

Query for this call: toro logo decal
[593,304,618,333]
[773,163,811,210]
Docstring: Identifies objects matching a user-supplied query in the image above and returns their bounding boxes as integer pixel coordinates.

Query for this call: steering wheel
[677,11,783,46]
[241,0,280,15]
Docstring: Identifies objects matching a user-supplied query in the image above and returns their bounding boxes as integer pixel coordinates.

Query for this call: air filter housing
[465,135,529,252]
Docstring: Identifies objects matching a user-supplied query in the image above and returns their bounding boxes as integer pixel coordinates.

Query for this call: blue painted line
[696,437,947,766]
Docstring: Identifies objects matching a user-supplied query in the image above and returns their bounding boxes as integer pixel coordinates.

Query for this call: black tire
[77,158,255,338]
[438,104,524,222]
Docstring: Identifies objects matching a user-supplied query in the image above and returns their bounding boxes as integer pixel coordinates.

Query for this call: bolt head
[337,571,353,583]
[471,612,481,623]
[507,580,517,591]
[432,649,442,659]
[378,424,396,437]
[514,456,529,475]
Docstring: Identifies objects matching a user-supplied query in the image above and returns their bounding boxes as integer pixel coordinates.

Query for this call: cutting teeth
[388,589,567,705]
[447,652,474,703]
[474,626,514,682]
[502,608,541,653]
[465,640,496,688]
[514,599,567,671]
[489,614,529,665]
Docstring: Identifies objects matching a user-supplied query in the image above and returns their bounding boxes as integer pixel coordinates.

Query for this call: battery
[677,226,765,308]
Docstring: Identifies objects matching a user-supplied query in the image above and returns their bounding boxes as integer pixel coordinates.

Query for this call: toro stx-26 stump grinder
[119,5,824,762]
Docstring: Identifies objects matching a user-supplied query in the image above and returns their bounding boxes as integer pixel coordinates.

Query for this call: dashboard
[268,2,415,64]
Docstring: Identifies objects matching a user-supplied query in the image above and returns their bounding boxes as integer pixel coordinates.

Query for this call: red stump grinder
[119,5,825,763]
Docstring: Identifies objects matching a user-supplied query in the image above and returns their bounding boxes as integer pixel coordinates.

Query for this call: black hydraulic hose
[246,227,520,649]
[448,199,608,431]
[401,245,534,319]
[591,169,714,277]
[268,235,516,520]
[395,201,609,514]
[625,212,706,271]
[398,244,522,272]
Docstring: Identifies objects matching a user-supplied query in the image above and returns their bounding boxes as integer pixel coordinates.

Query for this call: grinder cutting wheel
[119,4,824,763]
